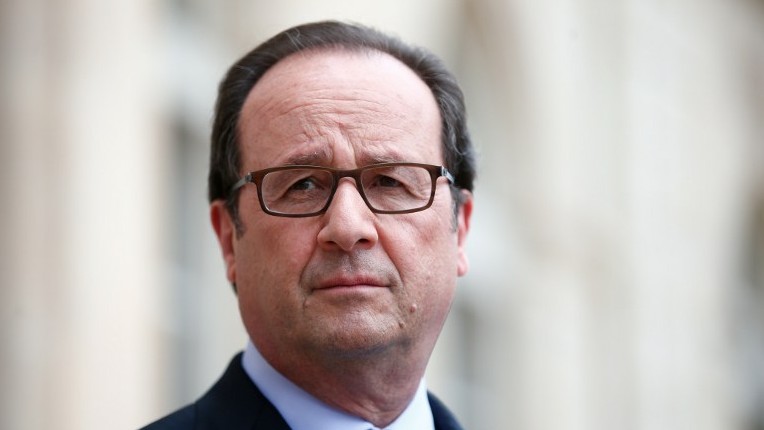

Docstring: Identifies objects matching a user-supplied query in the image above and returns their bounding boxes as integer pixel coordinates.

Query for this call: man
[143,20,475,430]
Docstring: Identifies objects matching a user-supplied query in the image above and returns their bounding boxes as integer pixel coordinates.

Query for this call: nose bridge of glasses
[331,172,370,208]
[330,168,365,193]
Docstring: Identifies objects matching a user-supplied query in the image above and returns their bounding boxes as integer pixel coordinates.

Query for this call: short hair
[208,20,476,219]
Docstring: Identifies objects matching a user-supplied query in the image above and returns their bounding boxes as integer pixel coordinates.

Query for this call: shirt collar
[241,341,435,430]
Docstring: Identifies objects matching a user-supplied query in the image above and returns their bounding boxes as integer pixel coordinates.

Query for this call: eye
[375,175,403,188]
[289,177,319,191]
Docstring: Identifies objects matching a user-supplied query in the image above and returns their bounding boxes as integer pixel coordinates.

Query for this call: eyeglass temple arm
[230,174,253,195]
[441,166,455,184]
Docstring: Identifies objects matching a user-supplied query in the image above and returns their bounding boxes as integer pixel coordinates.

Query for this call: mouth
[314,275,388,291]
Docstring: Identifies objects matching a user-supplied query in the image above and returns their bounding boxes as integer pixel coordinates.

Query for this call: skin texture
[210,49,472,427]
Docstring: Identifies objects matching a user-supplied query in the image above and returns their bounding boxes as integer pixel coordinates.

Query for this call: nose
[316,179,379,252]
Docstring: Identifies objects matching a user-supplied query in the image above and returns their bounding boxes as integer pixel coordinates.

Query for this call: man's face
[211,50,472,369]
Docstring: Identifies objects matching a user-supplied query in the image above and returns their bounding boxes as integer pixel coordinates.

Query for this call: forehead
[237,49,443,169]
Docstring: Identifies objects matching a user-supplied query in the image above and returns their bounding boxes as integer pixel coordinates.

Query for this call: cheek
[250,218,318,265]
[236,220,319,304]
[235,221,321,344]
[385,214,459,299]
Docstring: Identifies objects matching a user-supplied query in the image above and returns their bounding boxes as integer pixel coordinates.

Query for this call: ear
[210,200,237,285]
[456,190,473,277]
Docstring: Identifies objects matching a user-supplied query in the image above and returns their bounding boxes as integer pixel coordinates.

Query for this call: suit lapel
[428,392,465,430]
[195,353,291,429]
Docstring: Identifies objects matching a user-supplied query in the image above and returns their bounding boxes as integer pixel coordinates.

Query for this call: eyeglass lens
[260,165,434,215]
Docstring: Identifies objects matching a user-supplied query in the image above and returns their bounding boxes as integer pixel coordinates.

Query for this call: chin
[311,322,411,360]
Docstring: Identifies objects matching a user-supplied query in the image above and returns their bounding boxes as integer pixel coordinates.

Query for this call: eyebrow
[281,150,331,166]
[279,148,408,167]
[359,153,404,165]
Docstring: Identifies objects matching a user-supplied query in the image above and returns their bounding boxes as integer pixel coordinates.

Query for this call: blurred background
[2,0,763,429]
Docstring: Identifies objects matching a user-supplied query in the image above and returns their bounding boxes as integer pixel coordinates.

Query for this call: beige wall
[2,0,763,429]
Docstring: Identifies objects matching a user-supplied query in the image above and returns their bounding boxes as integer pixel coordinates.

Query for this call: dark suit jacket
[141,353,464,430]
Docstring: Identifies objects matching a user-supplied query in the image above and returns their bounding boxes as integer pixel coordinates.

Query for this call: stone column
[0,0,170,428]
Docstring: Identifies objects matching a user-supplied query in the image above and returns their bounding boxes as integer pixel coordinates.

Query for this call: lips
[314,275,387,290]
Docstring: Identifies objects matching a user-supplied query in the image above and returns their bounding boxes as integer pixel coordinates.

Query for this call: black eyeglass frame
[228,162,456,218]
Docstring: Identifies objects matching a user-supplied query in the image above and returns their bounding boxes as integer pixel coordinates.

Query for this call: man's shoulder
[139,353,290,430]
[428,391,465,430]
[140,404,196,430]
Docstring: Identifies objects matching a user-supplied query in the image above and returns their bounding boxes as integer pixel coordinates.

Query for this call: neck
[267,345,429,427]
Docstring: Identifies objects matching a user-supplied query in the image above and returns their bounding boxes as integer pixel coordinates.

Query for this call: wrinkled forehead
[236,49,443,170]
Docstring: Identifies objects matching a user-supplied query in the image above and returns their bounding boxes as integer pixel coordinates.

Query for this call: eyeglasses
[229,162,455,217]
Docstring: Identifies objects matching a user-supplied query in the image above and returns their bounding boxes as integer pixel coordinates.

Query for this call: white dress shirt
[241,341,435,430]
